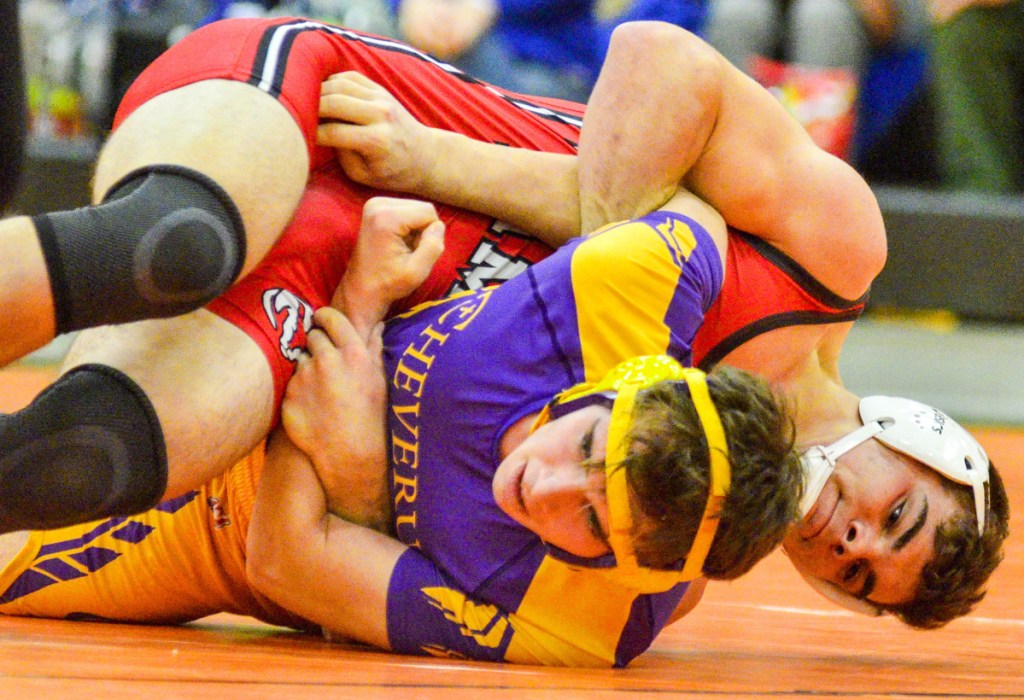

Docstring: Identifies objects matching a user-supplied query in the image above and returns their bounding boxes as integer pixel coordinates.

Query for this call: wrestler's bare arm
[249,197,446,641]
[278,197,443,527]
[318,24,885,302]
[317,71,580,247]
[248,427,400,648]
[580,22,886,300]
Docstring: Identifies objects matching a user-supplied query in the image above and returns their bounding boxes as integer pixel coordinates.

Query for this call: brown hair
[882,461,1010,628]
[619,365,803,580]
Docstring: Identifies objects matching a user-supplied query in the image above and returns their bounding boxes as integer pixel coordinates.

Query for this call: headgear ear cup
[860,396,990,530]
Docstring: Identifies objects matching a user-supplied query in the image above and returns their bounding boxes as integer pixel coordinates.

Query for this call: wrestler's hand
[282,307,391,531]
[334,196,444,339]
[318,71,438,194]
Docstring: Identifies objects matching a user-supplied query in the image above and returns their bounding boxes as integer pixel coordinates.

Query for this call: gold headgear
[534,356,731,592]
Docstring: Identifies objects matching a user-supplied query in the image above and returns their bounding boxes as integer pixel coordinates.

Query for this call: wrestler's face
[493,405,614,558]
[783,439,959,606]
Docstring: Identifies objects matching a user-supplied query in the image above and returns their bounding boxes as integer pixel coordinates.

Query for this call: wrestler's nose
[832,521,880,559]
[526,463,587,517]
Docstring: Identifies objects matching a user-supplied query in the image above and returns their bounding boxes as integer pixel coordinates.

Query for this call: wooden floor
[1,365,1021,699]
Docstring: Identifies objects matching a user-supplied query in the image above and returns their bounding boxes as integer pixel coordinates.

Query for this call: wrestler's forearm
[418,128,581,246]
[578,21,720,235]
[580,22,885,298]
[248,429,396,648]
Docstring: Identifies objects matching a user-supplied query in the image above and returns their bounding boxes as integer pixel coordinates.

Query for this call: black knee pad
[33,164,246,334]
[0,364,168,533]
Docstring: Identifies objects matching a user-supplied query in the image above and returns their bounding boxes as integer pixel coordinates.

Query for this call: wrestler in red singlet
[693,230,869,370]
[114,17,585,407]
[115,18,867,406]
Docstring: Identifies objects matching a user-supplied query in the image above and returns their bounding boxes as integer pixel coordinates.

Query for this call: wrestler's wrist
[335,278,389,340]
[404,126,451,198]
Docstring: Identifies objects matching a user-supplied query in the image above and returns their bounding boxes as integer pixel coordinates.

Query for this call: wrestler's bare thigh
[92,80,310,278]
[62,311,275,498]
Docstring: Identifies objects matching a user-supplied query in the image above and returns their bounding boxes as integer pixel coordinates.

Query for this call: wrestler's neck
[787,373,862,450]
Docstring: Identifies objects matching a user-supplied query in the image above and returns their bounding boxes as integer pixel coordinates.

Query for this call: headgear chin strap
[534,356,731,593]
[797,395,991,615]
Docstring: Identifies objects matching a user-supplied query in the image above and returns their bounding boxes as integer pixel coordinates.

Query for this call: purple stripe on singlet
[34,556,87,581]
[0,490,199,604]
[111,521,155,544]
[37,517,125,557]
[0,569,57,603]
[69,547,121,572]
[33,491,197,558]
[154,490,199,513]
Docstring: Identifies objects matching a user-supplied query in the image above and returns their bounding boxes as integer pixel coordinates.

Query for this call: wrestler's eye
[580,424,594,461]
[886,501,905,530]
[585,504,608,544]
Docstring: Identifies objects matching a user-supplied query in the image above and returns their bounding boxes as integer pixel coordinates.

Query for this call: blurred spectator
[704,0,929,163]
[706,0,926,76]
[384,0,706,103]
[1,0,27,209]
[929,0,1023,193]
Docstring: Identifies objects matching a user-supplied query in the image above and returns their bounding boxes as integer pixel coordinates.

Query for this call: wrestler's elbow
[608,21,723,112]
[610,20,718,69]
[837,167,889,288]
[610,19,699,53]
[246,520,310,604]
[246,538,287,602]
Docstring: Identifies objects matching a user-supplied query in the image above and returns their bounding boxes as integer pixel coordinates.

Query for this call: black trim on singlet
[528,267,579,388]
[245,19,583,130]
[695,231,872,371]
[696,307,866,372]
[736,231,870,310]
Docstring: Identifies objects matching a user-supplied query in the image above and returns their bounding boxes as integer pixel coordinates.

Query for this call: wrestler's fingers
[376,196,440,233]
[323,71,384,94]
[304,326,335,357]
[408,219,445,273]
[293,346,312,371]
[319,93,384,125]
[362,196,437,238]
[316,121,373,151]
[312,306,361,350]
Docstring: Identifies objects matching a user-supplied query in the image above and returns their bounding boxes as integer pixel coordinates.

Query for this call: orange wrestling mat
[1,364,1021,699]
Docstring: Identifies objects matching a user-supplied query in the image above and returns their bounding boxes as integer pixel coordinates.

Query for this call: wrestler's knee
[32,165,246,333]
[95,80,309,273]
[0,364,167,533]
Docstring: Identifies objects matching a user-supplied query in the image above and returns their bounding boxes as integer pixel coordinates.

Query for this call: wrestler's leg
[0,79,308,367]
[0,308,274,534]
[0,457,273,625]
[90,79,309,267]
[62,310,276,499]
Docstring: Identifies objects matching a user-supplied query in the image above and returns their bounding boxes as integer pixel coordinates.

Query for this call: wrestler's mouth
[514,462,528,517]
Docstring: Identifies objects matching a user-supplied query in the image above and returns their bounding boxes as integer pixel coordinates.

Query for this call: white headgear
[797,396,990,615]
